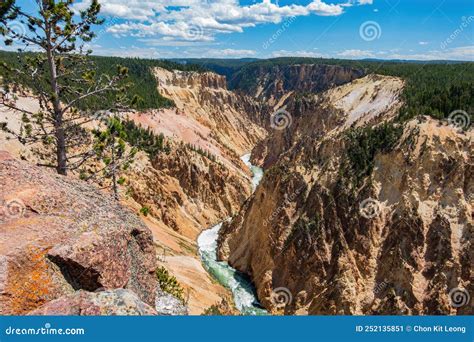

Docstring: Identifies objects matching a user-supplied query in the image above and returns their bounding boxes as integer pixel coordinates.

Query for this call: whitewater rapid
[197,154,267,315]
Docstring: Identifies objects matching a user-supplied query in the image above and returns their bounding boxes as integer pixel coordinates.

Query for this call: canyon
[218,72,472,315]
[0,61,472,316]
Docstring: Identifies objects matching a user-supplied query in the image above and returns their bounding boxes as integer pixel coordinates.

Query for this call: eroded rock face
[0,151,157,314]
[251,74,405,169]
[218,75,473,315]
[126,145,252,241]
[28,289,158,316]
[153,67,267,155]
[0,71,258,314]
[155,288,188,316]
[122,68,269,241]
[157,70,228,90]
[230,63,366,107]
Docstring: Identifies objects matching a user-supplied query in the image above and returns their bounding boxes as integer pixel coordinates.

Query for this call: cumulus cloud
[75,0,355,42]
[336,46,474,61]
[384,45,474,61]
[270,49,327,58]
[338,49,375,58]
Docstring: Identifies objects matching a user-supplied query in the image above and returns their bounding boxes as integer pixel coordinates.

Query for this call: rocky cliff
[122,69,270,313]
[218,75,473,315]
[152,67,266,155]
[230,63,365,107]
[0,151,159,315]
[0,67,267,314]
[126,144,251,241]
[251,74,404,168]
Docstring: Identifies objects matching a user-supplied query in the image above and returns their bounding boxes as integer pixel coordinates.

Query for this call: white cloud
[338,49,375,58]
[418,41,429,45]
[384,46,474,61]
[75,0,350,42]
[206,48,257,58]
[270,49,327,58]
[88,45,256,59]
[335,46,474,61]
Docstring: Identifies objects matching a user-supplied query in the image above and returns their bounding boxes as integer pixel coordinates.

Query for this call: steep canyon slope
[2,60,471,316]
[218,73,473,315]
[124,69,268,313]
[0,67,266,314]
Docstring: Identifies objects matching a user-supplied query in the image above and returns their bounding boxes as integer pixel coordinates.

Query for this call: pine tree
[0,0,130,175]
[91,117,136,201]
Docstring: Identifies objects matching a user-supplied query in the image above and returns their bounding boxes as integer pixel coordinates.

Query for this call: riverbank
[197,154,267,315]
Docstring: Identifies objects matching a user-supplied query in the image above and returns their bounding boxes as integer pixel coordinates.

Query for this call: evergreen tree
[0,0,130,175]
[91,117,136,200]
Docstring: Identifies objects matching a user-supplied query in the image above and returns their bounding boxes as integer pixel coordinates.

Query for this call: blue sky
[13,0,474,60]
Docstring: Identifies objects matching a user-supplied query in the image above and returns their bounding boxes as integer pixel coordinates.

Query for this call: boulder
[155,288,188,315]
[0,151,157,314]
[28,289,158,316]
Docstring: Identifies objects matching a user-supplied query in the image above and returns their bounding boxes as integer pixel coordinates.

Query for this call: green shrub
[344,122,403,185]
[0,51,207,111]
[140,206,150,216]
[203,304,224,316]
[122,119,170,158]
[155,266,185,303]
[227,57,474,124]
[185,143,217,162]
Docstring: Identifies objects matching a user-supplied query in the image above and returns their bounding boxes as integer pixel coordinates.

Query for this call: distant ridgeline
[177,57,474,125]
[169,58,259,81]
[0,50,205,111]
[1,50,472,125]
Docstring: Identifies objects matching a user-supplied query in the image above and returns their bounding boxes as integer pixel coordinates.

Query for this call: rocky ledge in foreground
[0,151,159,315]
[28,289,158,316]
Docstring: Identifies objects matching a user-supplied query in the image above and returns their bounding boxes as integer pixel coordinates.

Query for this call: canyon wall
[230,63,365,107]
[218,74,473,315]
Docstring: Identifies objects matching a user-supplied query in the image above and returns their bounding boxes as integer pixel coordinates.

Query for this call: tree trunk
[111,145,119,201]
[54,123,67,176]
[44,14,67,175]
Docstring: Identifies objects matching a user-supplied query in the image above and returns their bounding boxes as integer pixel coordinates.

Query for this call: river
[197,154,267,315]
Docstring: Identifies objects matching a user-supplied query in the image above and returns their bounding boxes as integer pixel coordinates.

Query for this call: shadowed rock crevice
[48,255,103,292]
